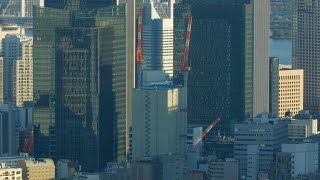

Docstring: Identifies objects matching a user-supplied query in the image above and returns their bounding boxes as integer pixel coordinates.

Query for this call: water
[269,38,292,65]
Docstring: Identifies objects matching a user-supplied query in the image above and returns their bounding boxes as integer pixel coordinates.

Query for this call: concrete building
[0,162,22,180]
[21,0,44,17]
[269,57,279,117]
[56,159,76,179]
[279,69,304,118]
[131,154,185,180]
[2,34,31,105]
[142,0,174,77]
[0,25,23,55]
[131,83,187,160]
[0,153,34,168]
[15,37,33,107]
[246,145,259,180]
[102,162,131,180]
[276,142,318,180]
[234,113,288,179]
[207,157,239,180]
[288,112,318,141]
[292,0,320,115]
[17,158,55,180]
[253,0,270,116]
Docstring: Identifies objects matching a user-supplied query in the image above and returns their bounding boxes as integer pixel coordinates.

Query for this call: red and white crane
[193,118,221,147]
[136,8,144,87]
[181,16,192,73]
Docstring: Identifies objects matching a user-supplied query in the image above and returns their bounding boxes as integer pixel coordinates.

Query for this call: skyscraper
[173,0,253,135]
[292,0,320,115]
[142,0,174,77]
[33,4,128,171]
[45,0,114,9]
[269,57,279,117]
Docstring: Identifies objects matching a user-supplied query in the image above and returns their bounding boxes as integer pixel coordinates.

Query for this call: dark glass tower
[33,5,127,171]
[269,57,279,117]
[45,0,114,10]
[174,0,253,135]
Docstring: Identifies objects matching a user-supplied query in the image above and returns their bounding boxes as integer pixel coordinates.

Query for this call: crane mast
[181,16,192,73]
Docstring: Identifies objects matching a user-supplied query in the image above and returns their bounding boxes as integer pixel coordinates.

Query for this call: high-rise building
[45,0,114,9]
[17,158,55,180]
[173,0,253,135]
[0,24,23,55]
[252,0,270,117]
[15,37,33,107]
[269,57,279,117]
[292,0,320,115]
[21,0,44,17]
[131,83,187,160]
[33,4,128,171]
[234,113,288,179]
[278,69,304,118]
[142,0,174,77]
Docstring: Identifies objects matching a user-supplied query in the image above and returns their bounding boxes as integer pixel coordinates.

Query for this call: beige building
[16,159,55,180]
[15,37,33,107]
[0,162,22,180]
[208,157,239,180]
[279,69,304,118]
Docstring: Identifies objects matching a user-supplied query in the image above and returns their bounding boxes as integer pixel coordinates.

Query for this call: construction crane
[193,118,221,147]
[136,8,144,87]
[181,15,192,73]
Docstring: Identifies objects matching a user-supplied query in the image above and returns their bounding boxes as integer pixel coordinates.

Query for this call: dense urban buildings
[33,4,128,171]
[17,158,55,180]
[292,0,320,115]
[174,0,254,135]
[234,113,288,179]
[278,69,304,117]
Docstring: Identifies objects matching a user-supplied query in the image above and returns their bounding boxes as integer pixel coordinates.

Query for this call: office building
[131,83,187,160]
[45,0,114,9]
[131,154,185,180]
[174,0,254,135]
[0,153,34,168]
[2,34,31,105]
[276,142,318,180]
[269,57,279,117]
[234,113,288,179]
[21,0,44,17]
[292,0,320,115]
[0,163,22,179]
[0,24,23,55]
[279,69,304,118]
[15,37,33,107]
[17,158,55,180]
[56,159,76,179]
[207,157,239,180]
[142,0,174,77]
[252,0,270,116]
[33,4,128,171]
[0,57,3,104]
[101,162,131,180]
[288,110,318,141]
[0,104,18,157]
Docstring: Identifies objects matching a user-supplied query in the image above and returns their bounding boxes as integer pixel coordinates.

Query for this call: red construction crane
[136,8,143,65]
[22,130,33,153]
[193,118,221,147]
[181,16,192,72]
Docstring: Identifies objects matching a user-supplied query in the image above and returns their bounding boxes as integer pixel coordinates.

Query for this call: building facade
[0,163,22,180]
[131,84,187,160]
[292,0,320,115]
[173,0,253,135]
[33,4,128,171]
[276,142,319,180]
[279,69,304,118]
[17,159,55,180]
[0,57,3,104]
[207,158,239,180]
[234,113,288,179]
[269,57,279,117]
[15,37,33,107]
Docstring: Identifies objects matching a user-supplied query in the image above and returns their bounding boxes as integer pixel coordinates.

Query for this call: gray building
[234,113,288,179]
[292,0,320,115]
[269,57,279,117]
[0,104,17,156]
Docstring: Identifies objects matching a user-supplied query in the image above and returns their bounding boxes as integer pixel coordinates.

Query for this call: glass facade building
[33,5,127,171]
[45,0,114,10]
[173,0,253,135]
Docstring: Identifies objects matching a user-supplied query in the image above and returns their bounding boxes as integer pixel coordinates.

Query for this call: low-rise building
[17,158,55,180]
[208,157,238,180]
[0,162,22,180]
[0,153,34,168]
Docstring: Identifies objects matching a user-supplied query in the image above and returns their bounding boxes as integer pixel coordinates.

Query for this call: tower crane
[136,8,144,87]
[193,118,221,147]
